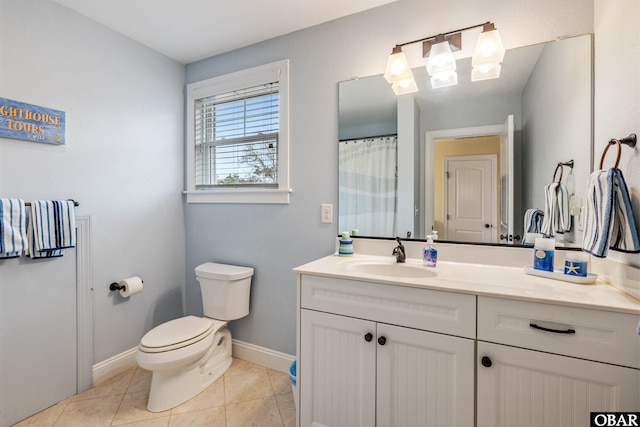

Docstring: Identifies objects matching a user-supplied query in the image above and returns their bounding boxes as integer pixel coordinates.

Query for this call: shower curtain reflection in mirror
[338,136,398,236]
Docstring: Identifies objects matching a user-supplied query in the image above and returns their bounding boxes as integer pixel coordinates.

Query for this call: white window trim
[185,59,290,204]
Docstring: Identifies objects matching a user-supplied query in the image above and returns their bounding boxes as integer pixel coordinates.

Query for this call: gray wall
[0,0,186,363]
[521,35,592,244]
[184,0,595,355]
[594,0,640,269]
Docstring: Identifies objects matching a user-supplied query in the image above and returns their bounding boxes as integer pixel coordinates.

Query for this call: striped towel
[540,183,571,237]
[30,200,76,252]
[583,168,640,257]
[26,208,64,258]
[524,208,544,234]
[0,199,28,258]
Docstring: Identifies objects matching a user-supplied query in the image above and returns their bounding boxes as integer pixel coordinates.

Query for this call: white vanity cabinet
[476,296,640,427]
[299,275,476,427]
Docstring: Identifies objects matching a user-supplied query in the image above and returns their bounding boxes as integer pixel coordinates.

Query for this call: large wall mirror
[338,34,592,247]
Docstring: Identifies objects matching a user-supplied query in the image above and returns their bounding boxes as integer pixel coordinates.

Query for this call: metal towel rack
[24,199,79,207]
[552,160,574,183]
[599,133,637,169]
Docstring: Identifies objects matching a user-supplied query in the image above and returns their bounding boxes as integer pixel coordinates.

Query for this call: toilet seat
[139,316,214,353]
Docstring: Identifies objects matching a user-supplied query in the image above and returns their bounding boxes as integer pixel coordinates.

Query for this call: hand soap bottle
[423,234,438,267]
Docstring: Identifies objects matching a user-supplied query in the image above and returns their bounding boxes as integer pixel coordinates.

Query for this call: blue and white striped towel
[26,208,63,258]
[541,183,571,236]
[30,200,76,252]
[524,208,544,234]
[0,199,28,259]
[582,168,640,257]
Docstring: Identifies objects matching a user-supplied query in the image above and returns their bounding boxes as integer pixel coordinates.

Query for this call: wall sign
[0,97,65,145]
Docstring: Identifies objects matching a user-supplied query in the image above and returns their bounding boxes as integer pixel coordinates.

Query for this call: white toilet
[136,262,253,412]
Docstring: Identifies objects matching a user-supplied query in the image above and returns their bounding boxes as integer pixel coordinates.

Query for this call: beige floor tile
[267,369,292,395]
[169,406,225,427]
[112,417,170,427]
[53,394,122,427]
[275,392,296,427]
[127,368,152,394]
[225,370,274,404]
[225,397,283,427]
[73,368,135,401]
[111,390,169,426]
[224,358,266,378]
[170,377,225,415]
[13,397,71,426]
[19,357,293,427]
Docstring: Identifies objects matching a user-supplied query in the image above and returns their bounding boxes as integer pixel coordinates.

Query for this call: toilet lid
[140,316,214,351]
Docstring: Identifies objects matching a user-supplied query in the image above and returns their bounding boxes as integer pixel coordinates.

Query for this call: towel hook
[552,163,564,183]
[600,139,622,170]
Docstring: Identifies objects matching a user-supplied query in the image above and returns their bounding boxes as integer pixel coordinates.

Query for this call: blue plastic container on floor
[290,360,298,410]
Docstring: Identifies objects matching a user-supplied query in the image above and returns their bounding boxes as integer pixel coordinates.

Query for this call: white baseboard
[232,339,295,374]
[92,340,294,386]
[92,347,138,385]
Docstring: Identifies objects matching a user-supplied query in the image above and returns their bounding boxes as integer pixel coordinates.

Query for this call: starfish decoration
[565,262,581,275]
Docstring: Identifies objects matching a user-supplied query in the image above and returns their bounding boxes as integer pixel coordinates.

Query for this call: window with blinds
[195,82,279,188]
[186,59,289,204]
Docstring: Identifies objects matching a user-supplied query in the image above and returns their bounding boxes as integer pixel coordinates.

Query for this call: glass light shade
[392,77,418,95]
[430,70,457,89]
[384,49,412,84]
[426,41,456,76]
[471,63,502,81]
[472,29,505,66]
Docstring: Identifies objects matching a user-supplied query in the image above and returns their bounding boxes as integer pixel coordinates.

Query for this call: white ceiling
[52,0,397,64]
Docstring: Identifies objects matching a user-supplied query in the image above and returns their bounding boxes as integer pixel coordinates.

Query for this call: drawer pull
[378,336,387,346]
[529,323,576,334]
[481,356,492,368]
[364,333,373,342]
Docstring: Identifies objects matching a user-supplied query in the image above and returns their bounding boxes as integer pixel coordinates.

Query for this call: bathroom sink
[344,261,437,279]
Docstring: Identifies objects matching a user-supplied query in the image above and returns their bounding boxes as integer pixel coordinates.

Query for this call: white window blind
[195,82,279,189]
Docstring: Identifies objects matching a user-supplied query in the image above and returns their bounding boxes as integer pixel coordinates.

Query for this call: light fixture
[471,22,505,81]
[383,46,418,94]
[425,36,457,88]
[384,21,505,93]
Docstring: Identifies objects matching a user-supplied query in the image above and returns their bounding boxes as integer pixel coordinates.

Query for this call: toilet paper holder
[109,282,124,291]
[110,279,143,291]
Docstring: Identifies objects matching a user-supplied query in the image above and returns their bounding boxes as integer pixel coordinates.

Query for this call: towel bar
[24,199,79,207]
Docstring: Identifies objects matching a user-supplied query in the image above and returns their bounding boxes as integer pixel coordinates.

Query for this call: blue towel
[0,199,28,258]
[582,168,640,257]
[541,183,571,237]
[30,200,76,252]
[524,208,544,234]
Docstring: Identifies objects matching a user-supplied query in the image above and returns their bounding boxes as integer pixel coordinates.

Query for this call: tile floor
[14,358,296,427]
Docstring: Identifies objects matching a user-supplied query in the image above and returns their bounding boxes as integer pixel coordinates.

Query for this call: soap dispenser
[423,234,438,267]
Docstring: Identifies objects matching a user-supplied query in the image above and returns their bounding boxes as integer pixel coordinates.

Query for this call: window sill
[184,189,291,204]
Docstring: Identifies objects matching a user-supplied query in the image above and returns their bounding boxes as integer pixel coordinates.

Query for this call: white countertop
[294,254,640,315]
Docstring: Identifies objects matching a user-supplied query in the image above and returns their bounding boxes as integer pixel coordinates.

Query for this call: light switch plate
[321,204,333,223]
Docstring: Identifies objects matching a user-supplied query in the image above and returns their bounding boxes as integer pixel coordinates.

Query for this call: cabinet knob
[481,356,492,368]
[378,336,387,346]
[364,333,373,342]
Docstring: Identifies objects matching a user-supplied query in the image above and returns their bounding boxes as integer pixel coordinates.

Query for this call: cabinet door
[300,309,376,427]
[376,323,475,427]
[477,341,640,427]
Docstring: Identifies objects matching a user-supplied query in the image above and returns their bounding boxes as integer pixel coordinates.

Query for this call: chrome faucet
[392,237,406,263]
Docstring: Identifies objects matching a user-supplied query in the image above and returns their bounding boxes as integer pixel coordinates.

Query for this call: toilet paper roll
[118,276,143,297]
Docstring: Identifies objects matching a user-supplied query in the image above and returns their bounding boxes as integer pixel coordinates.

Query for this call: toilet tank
[195,262,253,320]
